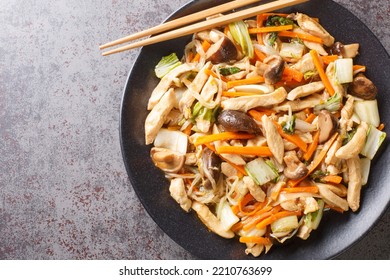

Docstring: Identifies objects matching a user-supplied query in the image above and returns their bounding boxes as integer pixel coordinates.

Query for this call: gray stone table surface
[0,0,389,259]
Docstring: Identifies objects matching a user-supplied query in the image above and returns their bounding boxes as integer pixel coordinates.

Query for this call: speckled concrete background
[0,0,389,260]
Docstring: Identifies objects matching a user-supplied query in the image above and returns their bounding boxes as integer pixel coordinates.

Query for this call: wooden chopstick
[101,0,308,56]
[99,0,262,50]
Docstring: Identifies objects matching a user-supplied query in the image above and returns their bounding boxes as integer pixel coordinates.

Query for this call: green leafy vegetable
[218,67,241,76]
[191,101,220,123]
[245,157,279,185]
[281,115,296,134]
[229,20,254,58]
[304,70,317,80]
[304,199,325,230]
[309,170,328,181]
[314,92,342,113]
[154,53,182,78]
[265,16,294,27]
[360,124,386,160]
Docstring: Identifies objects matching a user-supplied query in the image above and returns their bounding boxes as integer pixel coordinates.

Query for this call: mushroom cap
[150,147,185,173]
[206,36,238,64]
[263,55,285,85]
[348,73,377,100]
[318,110,338,144]
[217,109,261,134]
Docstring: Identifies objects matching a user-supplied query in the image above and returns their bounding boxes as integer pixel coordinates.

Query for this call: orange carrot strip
[239,236,272,245]
[238,193,255,213]
[254,48,267,62]
[231,221,245,232]
[216,146,273,157]
[222,91,260,97]
[204,143,247,177]
[248,108,276,121]
[278,31,324,44]
[303,130,320,161]
[192,40,211,62]
[321,175,343,184]
[240,200,268,217]
[205,68,228,82]
[273,121,308,152]
[353,64,366,73]
[283,66,304,82]
[322,55,338,65]
[288,133,339,187]
[194,132,255,146]
[242,206,276,231]
[305,113,316,123]
[378,123,385,131]
[256,210,302,229]
[281,185,319,194]
[256,14,265,45]
[248,25,293,34]
[167,125,181,131]
[310,50,335,96]
[227,76,265,89]
[182,123,193,135]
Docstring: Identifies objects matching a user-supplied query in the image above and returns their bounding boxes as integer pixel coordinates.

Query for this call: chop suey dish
[144,11,386,257]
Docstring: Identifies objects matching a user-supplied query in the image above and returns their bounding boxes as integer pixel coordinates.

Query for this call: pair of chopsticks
[100,0,308,56]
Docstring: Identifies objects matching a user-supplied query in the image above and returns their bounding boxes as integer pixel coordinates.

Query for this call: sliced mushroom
[206,36,238,64]
[217,110,261,134]
[318,110,338,143]
[200,147,221,189]
[221,87,287,112]
[150,147,185,173]
[331,42,359,58]
[263,55,285,85]
[348,73,378,100]
[283,151,308,180]
[169,178,192,212]
[335,121,368,159]
[191,201,235,239]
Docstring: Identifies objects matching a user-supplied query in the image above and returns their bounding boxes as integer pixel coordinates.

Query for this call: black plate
[120,0,390,259]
